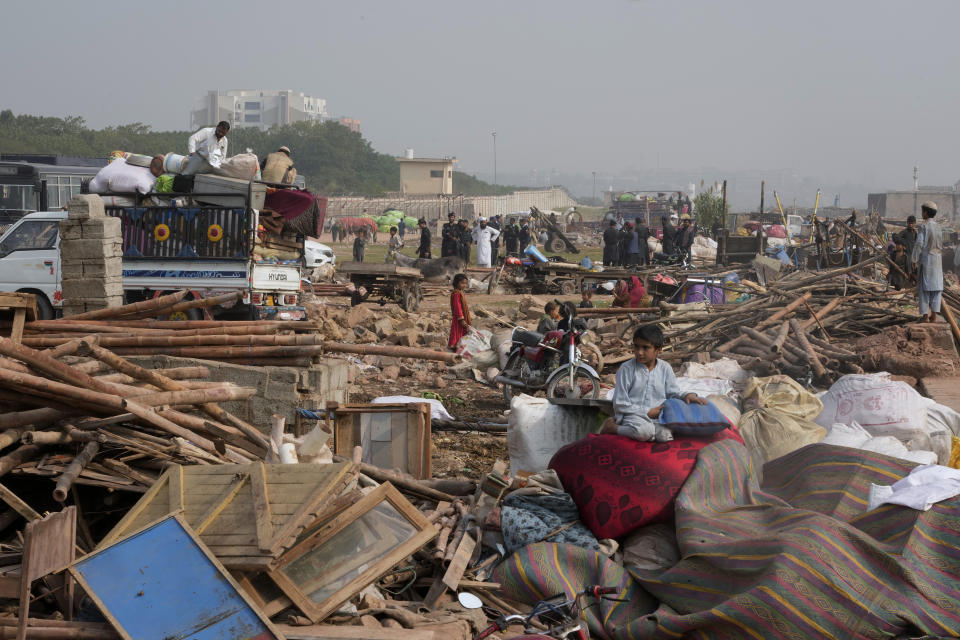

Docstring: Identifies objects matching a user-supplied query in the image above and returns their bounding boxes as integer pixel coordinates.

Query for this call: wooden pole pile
[0,334,274,506]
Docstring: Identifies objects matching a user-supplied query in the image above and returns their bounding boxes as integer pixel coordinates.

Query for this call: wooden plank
[168,464,183,513]
[19,507,76,640]
[9,309,26,344]
[251,463,273,552]
[194,473,249,535]
[440,533,475,592]
[919,377,960,414]
[275,624,435,640]
[0,483,40,522]
[266,462,355,555]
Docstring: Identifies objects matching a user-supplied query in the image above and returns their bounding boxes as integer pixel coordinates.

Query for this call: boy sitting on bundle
[600,326,706,442]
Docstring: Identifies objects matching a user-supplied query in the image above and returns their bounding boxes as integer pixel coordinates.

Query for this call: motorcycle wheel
[546,365,601,400]
[501,352,523,405]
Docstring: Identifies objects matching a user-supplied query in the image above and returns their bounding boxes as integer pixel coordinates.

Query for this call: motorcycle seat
[513,329,543,347]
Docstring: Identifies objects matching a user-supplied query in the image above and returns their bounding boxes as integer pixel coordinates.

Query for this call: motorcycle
[652,249,691,268]
[495,307,601,404]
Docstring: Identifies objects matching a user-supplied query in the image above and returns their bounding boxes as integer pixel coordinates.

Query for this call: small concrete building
[868,185,960,222]
[397,156,456,195]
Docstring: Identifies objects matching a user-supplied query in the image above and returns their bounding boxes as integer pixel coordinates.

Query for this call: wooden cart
[338,262,424,311]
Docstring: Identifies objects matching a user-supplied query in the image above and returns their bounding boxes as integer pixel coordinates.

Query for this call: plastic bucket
[524,244,548,263]
[163,153,187,174]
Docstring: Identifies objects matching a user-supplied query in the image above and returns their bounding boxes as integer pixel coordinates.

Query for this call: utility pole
[592,171,597,203]
[491,131,497,190]
[913,164,919,218]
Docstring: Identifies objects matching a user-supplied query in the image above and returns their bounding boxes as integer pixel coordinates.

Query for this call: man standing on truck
[183,121,230,175]
[261,146,297,184]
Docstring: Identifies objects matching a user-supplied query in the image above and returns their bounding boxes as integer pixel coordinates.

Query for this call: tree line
[0,110,517,197]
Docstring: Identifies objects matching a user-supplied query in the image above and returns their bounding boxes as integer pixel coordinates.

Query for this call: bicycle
[472,585,620,640]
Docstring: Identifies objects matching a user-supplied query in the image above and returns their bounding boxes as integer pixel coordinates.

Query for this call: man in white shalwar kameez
[472,217,501,268]
[911,201,943,323]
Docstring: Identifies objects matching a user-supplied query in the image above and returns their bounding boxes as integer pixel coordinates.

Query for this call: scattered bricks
[433,375,447,389]
[373,318,394,338]
[66,194,105,220]
[397,329,421,347]
[346,305,375,327]
[398,365,415,377]
[377,356,401,368]
[381,365,400,380]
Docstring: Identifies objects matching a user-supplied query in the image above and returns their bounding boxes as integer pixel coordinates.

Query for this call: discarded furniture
[332,402,431,479]
[0,292,38,344]
[17,507,76,640]
[99,462,357,569]
[267,482,436,623]
[71,515,283,640]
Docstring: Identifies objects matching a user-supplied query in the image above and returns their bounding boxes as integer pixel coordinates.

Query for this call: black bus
[0,155,105,226]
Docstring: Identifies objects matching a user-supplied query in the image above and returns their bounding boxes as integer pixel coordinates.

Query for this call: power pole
[592,171,597,203]
[491,132,497,190]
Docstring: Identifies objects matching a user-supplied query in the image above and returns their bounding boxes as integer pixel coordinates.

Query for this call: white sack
[816,373,928,442]
[508,394,596,475]
[89,158,156,195]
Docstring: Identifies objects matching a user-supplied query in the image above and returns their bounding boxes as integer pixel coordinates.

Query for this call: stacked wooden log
[2,290,459,367]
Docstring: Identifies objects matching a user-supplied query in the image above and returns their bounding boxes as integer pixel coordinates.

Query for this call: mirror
[457,592,483,610]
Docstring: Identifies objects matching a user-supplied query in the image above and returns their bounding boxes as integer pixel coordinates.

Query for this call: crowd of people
[602,212,697,267]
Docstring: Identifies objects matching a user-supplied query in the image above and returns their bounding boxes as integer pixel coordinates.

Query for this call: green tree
[693,191,728,230]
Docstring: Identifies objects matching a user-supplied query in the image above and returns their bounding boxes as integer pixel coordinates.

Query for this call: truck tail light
[283,294,298,305]
[251,293,263,305]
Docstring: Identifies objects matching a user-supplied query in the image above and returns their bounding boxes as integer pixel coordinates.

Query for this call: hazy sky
[3,0,959,201]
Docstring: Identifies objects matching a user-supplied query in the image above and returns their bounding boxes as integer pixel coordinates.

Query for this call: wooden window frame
[267,482,436,623]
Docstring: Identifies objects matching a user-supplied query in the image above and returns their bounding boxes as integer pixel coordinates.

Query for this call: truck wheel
[547,237,566,253]
[34,295,55,321]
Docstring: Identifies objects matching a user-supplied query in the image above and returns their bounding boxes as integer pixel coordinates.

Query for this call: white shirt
[613,358,684,429]
[187,127,228,168]
[472,225,500,266]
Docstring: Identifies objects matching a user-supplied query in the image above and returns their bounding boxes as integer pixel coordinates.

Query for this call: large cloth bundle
[549,430,742,539]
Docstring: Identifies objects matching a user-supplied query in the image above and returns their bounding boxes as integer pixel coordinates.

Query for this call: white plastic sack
[817,373,928,441]
[457,329,492,360]
[215,153,260,180]
[678,358,749,388]
[490,329,514,369]
[677,376,734,399]
[89,158,156,195]
[821,421,938,465]
[508,394,596,475]
[371,395,454,421]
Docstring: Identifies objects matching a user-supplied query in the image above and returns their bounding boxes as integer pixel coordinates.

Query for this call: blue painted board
[73,516,277,640]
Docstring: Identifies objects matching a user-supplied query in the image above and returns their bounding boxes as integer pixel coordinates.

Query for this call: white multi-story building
[190,90,328,130]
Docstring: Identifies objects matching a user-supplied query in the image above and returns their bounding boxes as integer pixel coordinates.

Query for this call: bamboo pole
[123,386,256,408]
[64,290,188,321]
[789,318,827,378]
[53,441,100,502]
[76,339,270,450]
[0,444,41,477]
[755,292,812,330]
[0,367,222,455]
[117,290,243,320]
[25,333,327,349]
[320,342,460,363]
[769,321,790,353]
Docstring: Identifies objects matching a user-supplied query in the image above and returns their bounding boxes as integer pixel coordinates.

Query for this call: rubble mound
[854,322,960,379]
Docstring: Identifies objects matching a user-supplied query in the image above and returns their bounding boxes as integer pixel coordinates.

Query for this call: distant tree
[693,190,728,230]
[0,111,516,198]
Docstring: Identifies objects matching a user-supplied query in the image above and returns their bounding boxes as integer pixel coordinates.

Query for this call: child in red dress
[448,273,471,350]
